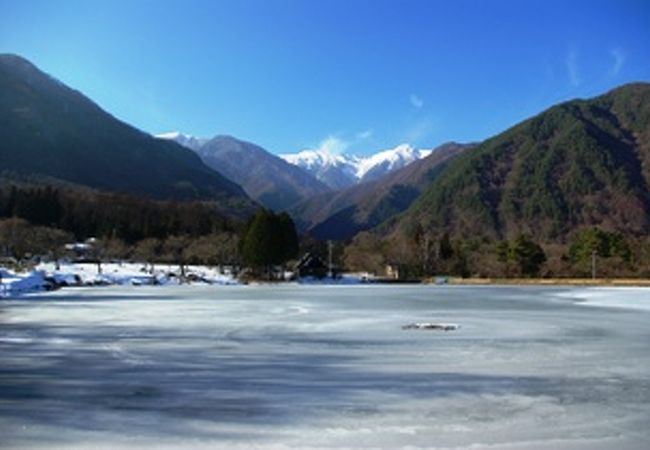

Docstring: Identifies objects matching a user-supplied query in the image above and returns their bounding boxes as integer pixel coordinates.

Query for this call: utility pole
[328,240,333,279]
[591,250,597,280]
[421,235,429,276]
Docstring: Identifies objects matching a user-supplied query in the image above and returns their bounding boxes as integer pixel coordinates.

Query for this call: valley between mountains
[2,53,650,278]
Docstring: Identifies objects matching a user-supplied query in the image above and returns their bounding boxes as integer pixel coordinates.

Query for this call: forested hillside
[397,82,650,241]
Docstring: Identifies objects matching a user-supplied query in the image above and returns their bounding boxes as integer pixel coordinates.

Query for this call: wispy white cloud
[404,116,436,144]
[356,129,373,140]
[309,130,372,155]
[315,135,349,155]
[566,48,580,86]
[610,48,625,76]
[409,94,424,109]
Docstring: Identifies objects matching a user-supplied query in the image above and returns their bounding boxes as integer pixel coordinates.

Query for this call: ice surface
[554,287,650,312]
[1,285,649,449]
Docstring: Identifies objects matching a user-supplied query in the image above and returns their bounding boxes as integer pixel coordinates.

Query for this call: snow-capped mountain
[281,150,360,190]
[156,131,208,151]
[356,144,432,183]
[281,144,432,189]
[158,130,433,191]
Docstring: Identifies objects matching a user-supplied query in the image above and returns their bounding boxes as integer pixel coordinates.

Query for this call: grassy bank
[441,277,650,287]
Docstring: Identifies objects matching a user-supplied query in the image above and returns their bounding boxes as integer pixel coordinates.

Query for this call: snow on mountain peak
[156,131,183,139]
[159,129,432,189]
[281,148,357,170]
[281,143,432,188]
[356,143,421,179]
[156,131,209,151]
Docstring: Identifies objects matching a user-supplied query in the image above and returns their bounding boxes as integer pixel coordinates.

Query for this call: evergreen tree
[439,233,454,260]
[277,212,299,263]
[507,234,546,277]
[240,209,299,279]
[567,227,632,276]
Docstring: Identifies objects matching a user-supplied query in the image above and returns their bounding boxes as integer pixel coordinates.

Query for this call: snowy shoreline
[0,262,239,297]
[0,263,377,297]
[3,264,650,306]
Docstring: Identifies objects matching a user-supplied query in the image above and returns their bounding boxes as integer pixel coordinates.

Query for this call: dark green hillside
[399,83,650,241]
[0,182,238,243]
[0,54,252,211]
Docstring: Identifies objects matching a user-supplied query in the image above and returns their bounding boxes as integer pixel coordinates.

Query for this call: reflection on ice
[556,287,650,312]
[1,285,649,449]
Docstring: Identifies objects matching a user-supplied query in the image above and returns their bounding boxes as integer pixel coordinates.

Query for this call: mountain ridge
[389,82,650,242]
[280,144,433,189]
[0,54,254,214]
[158,133,331,210]
[291,142,472,240]
[155,131,208,151]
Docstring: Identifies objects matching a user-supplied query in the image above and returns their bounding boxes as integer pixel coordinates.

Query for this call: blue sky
[1,0,649,155]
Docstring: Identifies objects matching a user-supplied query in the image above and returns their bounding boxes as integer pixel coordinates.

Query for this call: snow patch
[557,288,650,312]
[280,143,432,185]
[355,143,430,179]
[1,262,239,298]
[156,131,209,151]
[0,269,51,297]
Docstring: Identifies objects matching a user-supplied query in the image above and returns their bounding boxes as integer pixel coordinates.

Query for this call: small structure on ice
[402,322,459,331]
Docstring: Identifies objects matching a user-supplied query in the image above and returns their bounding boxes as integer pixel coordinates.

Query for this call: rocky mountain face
[158,134,331,211]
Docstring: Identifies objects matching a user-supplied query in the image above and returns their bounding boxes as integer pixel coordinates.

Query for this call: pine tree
[241,209,299,279]
[507,234,546,277]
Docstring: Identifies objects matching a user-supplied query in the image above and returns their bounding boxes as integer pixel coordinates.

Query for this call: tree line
[342,226,650,279]
[0,184,236,243]
[0,184,301,279]
[2,183,649,280]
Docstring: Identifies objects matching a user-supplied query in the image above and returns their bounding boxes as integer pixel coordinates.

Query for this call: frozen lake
[1,285,649,449]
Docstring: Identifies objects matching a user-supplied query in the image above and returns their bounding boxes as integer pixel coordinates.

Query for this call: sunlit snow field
[1,285,649,449]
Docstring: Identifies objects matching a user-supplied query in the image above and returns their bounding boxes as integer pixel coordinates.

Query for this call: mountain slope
[394,82,650,241]
[291,143,471,240]
[161,134,331,210]
[0,54,251,209]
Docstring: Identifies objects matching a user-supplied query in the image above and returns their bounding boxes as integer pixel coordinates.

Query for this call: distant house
[295,253,328,279]
[64,238,97,260]
[385,263,401,280]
